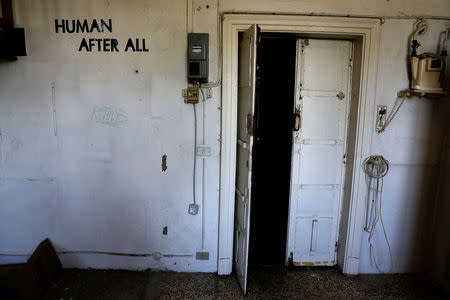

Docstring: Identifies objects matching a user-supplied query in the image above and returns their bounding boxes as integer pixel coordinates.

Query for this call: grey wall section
[0,0,449,273]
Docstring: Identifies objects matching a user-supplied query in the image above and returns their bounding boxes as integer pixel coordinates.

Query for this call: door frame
[218,13,381,276]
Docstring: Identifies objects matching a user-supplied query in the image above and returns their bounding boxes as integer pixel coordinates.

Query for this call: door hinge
[335,242,339,252]
[343,154,347,165]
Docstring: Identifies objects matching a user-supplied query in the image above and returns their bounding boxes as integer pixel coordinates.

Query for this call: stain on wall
[161,154,167,172]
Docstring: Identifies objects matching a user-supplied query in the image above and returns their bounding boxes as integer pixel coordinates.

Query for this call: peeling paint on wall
[162,154,167,172]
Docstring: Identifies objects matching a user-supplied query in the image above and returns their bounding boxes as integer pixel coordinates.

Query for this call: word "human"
[55,19,112,33]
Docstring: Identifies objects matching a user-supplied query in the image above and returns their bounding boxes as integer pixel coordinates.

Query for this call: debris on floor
[0,238,61,300]
[43,266,449,300]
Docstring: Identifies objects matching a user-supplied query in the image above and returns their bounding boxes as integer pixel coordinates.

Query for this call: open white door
[234,24,259,294]
[286,39,352,267]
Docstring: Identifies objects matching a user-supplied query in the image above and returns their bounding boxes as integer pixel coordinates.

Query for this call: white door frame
[218,14,381,275]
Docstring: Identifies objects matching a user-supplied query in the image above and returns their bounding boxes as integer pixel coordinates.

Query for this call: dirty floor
[43,266,448,300]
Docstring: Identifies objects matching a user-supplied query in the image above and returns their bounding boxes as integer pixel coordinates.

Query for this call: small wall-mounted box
[410,55,444,92]
[188,33,208,83]
[186,86,199,104]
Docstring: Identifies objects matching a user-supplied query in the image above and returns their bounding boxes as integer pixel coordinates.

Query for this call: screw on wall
[162,154,167,172]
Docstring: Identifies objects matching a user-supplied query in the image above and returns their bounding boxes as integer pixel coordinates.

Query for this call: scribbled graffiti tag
[92,106,128,127]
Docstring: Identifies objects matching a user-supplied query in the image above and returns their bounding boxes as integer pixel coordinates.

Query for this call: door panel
[299,145,341,184]
[301,95,343,140]
[287,39,352,267]
[234,24,259,294]
[296,189,336,218]
[302,40,349,91]
[294,218,335,262]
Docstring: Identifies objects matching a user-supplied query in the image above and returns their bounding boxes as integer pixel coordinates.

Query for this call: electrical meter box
[188,33,209,83]
[410,54,444,92]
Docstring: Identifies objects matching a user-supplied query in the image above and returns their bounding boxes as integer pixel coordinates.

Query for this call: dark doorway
[248,36,297,267]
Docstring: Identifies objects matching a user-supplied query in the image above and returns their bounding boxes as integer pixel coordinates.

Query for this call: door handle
[310,219,318,252]
[294,112,301,131]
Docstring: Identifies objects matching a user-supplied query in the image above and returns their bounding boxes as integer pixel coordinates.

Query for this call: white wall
[0,0,221,272]
[359,19,450,274]
[0,0,449,274]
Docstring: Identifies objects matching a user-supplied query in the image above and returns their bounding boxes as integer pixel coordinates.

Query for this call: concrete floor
[43,266,448,299]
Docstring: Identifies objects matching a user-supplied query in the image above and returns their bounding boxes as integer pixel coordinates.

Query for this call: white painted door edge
[218,14,381,276]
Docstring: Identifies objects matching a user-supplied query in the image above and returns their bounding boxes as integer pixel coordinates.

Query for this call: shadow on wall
[401,22,450,277]
[429,73,450,292]
[395,90,450,281]
[407,61,450,289]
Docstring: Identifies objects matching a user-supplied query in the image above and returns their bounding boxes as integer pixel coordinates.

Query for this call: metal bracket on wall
[375,105,387,133]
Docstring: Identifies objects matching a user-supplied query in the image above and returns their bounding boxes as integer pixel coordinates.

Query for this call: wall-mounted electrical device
[411,55,444,92]
[186,86,199,104]
[383,22,449,134]
[185,34,209,216]
[187,33,209,83]
[408,20,446,94]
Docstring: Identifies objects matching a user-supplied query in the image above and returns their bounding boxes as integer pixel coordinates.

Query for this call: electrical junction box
[186,86,199,104]
[188,33,209,83]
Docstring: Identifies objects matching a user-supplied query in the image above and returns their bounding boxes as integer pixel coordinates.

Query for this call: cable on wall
[199,85,206,248]
[188,101,199,215]
[0,250,193,258]
[363,155,393,273]
[193,102,197,208]
[377,96,406,133]
[186,84,209,218]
